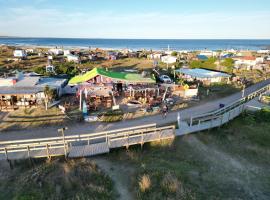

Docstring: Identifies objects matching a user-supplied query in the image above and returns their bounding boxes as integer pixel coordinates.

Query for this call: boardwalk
[0,124,175,160]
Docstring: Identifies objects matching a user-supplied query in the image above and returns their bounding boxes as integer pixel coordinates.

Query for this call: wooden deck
[0,124,175,161]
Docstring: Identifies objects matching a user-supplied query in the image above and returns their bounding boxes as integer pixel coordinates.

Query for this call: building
[161,55,178,64]
[48,48,64,55]
[234,56,264,70]
[176,68,231,84]
[67,54,80,63]
[0,75,67,109]
[257,50,270,54]
[199,50,218,57]
[13,50,27,58]
[148,53,163,60]
[196,55,208,60]
[64,50,71,56]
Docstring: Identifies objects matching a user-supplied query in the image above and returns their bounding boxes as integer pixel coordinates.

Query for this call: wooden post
[219,115,223,128]
[58,127,68,158]
[141,131,144,149]
[172,126,176,136]
[227,110,231,124]
[126,132,129,150]
[46,144,51,160]
[27,146,31,158]
[4,148,8,161]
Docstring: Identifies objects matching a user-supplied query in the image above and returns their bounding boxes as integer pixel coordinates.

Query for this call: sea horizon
[1,37,270,51]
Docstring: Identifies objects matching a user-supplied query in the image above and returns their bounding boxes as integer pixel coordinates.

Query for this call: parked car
[159,75,172,83]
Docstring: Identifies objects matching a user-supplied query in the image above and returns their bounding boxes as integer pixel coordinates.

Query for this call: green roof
[69,68,156,85]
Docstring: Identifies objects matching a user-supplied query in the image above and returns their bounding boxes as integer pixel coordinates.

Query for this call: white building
[48,48,64,55]
[161,55,177,64]
[13,50,27,58]
[257,50,270,54]
[234,56,264,70]
[148,53,163,60]
[199,50,218,57]
[67,54,80,63]
[64,50,71,56]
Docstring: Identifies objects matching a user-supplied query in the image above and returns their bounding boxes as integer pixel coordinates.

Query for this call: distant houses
[48,48,64,55]
[233,56,265,70]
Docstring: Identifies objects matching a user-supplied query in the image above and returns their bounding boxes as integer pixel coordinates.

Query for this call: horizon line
[1,36,270,40]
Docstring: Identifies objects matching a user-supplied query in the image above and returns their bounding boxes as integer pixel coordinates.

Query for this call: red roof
[242,56,256,61]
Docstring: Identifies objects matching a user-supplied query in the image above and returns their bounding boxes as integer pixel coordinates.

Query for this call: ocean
[0,37,270,51]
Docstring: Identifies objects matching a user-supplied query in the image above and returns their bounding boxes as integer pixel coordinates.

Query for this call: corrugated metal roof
[176,68,231,79]
[14,77,40,87]
[0,86,43,95]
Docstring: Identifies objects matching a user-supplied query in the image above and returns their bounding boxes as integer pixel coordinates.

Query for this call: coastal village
[0,44,270,200]
[0,45,270,125]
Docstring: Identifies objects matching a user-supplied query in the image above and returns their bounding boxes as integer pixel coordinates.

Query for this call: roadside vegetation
[104,109,270,199]
[0,107,82,132]
[0,158,117,200]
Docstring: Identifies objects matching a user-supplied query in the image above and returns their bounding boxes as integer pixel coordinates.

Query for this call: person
[162,104,168,118]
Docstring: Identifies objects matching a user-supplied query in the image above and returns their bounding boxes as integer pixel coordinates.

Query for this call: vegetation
[221,58,234,73]
[105,110,270,199]
[190,57,217,70]
[171,51,178,56]
[98,109,124,122]
[0,158,117,199]
[0,107,82,132]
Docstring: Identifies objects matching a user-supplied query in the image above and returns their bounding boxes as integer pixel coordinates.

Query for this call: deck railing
[0,123,175,160]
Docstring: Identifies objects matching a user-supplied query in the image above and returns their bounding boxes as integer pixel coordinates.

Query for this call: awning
[69,67,156,85]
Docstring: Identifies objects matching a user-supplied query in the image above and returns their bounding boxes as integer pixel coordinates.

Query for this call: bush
[139,174,151,192]
[98,109,124,122]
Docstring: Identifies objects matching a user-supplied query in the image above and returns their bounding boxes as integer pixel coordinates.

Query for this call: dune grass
[106,110,270,199]
[0,158,117,200]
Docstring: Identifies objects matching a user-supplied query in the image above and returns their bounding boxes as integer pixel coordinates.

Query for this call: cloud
[0,6,269,39]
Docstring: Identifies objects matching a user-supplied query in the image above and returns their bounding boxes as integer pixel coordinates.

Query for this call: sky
[0,0,270,39]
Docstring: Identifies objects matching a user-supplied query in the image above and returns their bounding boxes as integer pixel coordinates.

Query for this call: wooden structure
[0,124,175,161]
[177,82,270,135]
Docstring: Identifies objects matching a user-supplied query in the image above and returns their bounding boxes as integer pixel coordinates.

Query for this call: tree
[33,66,46,75]
[190,60,203,69]
[171,51,178,56]
[221,58,234,73]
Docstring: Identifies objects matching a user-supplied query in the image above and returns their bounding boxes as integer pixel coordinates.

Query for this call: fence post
[46,144,50,160]
[27,146,31,158]
[190,117,193,127]
[141,131,144,149]
[4,148,8,161]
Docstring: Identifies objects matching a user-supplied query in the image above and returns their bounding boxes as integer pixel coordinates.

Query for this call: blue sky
[0,0,270,39]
